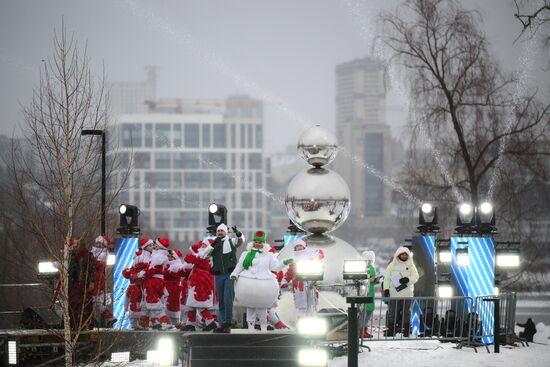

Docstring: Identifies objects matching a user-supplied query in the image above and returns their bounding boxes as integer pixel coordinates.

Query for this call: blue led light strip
[113,237,139,330]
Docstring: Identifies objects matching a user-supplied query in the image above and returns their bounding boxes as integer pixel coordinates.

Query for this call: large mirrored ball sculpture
[297,125,339,167]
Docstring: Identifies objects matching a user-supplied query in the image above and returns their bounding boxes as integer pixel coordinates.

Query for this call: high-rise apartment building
[114,95,266,243]
[334,57,392,218]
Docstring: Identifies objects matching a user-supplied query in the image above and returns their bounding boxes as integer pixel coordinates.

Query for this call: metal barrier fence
[336,292,518,364]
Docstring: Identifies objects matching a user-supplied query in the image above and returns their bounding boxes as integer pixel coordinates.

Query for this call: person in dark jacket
[517,318,537,342]
[207,223,245,333]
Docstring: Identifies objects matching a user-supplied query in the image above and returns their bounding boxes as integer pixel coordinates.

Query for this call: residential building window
[255,124,263,148]
[144,124,153,147]
[173,124,182,147]
[156,192,181,208]
[155,152,171,169]
[174,152,199,169]
[184,192,200,208]
[134,152,151,169]
[231,124,236,148]
[202,153,226,169]
[155,123,171,147]
[202,124,211,148]
[213,124,226,148]
[248,153,262,170]
[156,211,171,229]
[184,172,210,188]
[185,124,200,148]
[248,124,253,148]
[156,172,171,189]
[122,123,142,148]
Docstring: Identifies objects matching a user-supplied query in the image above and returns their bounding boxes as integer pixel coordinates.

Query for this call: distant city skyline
[1,0,549,154]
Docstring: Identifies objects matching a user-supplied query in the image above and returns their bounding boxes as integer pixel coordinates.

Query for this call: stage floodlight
[118,204,140,229]
[38,261,59,274]
[296,259,324,281]
[343,260,369,280]
[476,201,496,233]
[207,202,227,235]
[456,247,469,267]
[119,204,127,215]
[496,253,520,268]
[107,253,116,266]
[8,340,17,365]
[296,317,328,337]
[110,351,130,363]
[438,242,452,263]
[298,348,328,367]
[418,202,439,233]
[494,287,500,296]
[456,202,476,234]
[438,284,453,298]
[147,337,175,366]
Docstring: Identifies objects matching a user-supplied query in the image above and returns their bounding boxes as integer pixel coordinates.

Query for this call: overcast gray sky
[1,0,548,154]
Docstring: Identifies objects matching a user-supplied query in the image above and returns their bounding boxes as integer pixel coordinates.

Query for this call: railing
[340,293,518,367]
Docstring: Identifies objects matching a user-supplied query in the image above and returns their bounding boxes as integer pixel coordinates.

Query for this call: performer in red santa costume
[164,249,192,326]
[143,237,173,329]
[267,244,290,330]
[90,235,116,326]
[122,238,153,329]
[177,252,194,329]
[181,239,218,332]
[283,238,325,316]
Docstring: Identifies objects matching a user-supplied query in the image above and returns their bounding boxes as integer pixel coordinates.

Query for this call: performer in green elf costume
[360,250,381,338]
[231,230,293,332]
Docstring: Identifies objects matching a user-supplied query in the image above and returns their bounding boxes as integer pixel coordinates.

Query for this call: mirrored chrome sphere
[285,167,351,234]
[297,126,339,167]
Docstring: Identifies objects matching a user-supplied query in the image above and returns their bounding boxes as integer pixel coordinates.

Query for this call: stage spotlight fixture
[296,317,328,337]
[456,247,469,267]
[296,259,324,281]
[343,260,369,280]
[298,348,328,367]
[476,201,496,233]
[456,202,475,233]
[418,202,439,234]
[118,204,140,235]
[437,283,453,298]
[437,242,452,263]
[38,261,59,274]
[110,352,130,363]
[207,202,227,235]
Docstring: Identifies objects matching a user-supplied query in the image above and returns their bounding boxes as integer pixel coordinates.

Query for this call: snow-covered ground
[330,323,550,367]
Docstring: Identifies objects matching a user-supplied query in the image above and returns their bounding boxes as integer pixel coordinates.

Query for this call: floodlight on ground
[146,337,176,366]
[38,261,59,274]
[456,247,469,267]
[110,351,130,363]
[296,317,328,337]
[476,201,496,234]
[8,340,17,365]
[438,284,453,298]
[296,259,324,281]
[119,204,127,215]
[107,253,116,266]
[343,260,369,280]
[298,348,328,367]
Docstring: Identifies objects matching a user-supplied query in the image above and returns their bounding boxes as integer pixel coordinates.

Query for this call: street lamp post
[81,129,106,235]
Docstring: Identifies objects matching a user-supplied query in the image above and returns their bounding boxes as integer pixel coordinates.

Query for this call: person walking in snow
[231,230,293,332]
[208,223,245,333]
[517,318,537,342]
[383,246,419,337]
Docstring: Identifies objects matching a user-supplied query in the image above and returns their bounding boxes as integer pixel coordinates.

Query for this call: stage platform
[0,328,313,366]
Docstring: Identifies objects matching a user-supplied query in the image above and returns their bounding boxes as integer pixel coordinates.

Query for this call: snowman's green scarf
[243,249,262,270]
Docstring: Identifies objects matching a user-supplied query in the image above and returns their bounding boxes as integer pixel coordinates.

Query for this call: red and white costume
[283,239,325,315]
[90,235,116,325]
[164,249,192,325]
[122,238,152,329]
[143,237,172,329]
[182,239,218,330]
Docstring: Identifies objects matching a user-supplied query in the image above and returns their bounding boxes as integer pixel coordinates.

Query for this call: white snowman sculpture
[277,125,361,325]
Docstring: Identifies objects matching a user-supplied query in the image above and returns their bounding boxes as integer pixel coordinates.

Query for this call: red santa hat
[190,239,213,254]
[135,249,143,257]
[173,249,183,258]
[95,235,112,246]
[139,238,154,249]
[156,237,170,251]
[292,238,307,250]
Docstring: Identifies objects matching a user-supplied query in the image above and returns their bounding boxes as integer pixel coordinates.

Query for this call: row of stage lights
[418,201,496,235]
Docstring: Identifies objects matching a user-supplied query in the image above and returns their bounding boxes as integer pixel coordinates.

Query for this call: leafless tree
[2,22,129,366]
[515,0,550,44]
[379,0,550,280]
